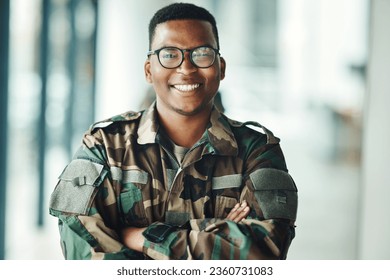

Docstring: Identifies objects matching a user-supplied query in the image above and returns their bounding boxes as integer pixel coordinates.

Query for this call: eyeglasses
[147,46,220,69]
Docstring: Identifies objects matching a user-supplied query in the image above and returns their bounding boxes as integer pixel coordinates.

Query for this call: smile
[172,84,200,92]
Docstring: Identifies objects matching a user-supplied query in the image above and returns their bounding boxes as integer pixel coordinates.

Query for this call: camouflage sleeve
[142,218,290,260]
[53,212,142,259]
[240,137,297,259]
[141,142,298,260]
[49,132,143,260]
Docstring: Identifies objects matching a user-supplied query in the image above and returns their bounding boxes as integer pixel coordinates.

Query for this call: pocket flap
[49,159,105,215]
[59,159,104,187]
[250,168,298,220]
[250,168,297,191]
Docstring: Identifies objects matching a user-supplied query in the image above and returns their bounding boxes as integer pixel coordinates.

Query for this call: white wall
[359,0,390,259]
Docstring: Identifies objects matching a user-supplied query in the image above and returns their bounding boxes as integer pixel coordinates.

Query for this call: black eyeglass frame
[147,45,221,69]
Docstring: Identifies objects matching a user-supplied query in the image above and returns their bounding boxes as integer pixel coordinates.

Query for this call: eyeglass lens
[158,47,216,68]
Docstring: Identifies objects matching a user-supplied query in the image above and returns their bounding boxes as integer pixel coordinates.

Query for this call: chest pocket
[117,169,149,227]
[212,174,242,218]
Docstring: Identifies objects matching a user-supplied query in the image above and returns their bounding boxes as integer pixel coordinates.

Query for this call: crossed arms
[122,201,251,252]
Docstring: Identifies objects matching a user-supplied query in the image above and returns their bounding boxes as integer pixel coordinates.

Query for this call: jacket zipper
[162,141,205,214]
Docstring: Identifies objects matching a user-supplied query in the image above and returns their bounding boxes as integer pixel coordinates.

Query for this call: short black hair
[148,2,220,50]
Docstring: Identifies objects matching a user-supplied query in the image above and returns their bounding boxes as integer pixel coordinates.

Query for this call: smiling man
[49,2,298,260]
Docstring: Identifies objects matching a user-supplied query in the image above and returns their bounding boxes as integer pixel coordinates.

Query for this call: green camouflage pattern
[49,102,298,260]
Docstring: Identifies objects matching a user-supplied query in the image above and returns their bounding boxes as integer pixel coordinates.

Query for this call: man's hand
[226,200,250,222]
[121,226,146,252]
[121,201,250,251]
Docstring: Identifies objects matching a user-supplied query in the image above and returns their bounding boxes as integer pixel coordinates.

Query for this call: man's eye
[161,52,179,59]
[193,48,213,58]
[193,52,212,57]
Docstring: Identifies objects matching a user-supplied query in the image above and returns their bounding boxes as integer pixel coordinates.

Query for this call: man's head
[148,2,220,50]
[145,3,225,118]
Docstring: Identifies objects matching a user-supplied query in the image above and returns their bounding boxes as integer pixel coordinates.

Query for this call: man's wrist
[122,226,146,252]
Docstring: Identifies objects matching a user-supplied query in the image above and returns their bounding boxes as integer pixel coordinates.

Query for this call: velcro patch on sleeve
[212,174,242,190]
[250,168,297,220]
[110,167,149,184]
[49,159,105,215]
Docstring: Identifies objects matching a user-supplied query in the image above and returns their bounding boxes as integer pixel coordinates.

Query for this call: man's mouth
[172,84,200,92]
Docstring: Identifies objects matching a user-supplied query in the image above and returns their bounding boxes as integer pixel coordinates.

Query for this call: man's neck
[157,107,212,148]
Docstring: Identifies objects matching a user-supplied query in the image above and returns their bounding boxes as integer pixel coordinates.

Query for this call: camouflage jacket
[49,103,298,260]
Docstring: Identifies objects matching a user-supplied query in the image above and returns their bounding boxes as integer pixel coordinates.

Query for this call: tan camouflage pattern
[49,102,298,260]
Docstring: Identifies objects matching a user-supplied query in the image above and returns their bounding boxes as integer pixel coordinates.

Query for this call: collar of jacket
[137,102,238,156]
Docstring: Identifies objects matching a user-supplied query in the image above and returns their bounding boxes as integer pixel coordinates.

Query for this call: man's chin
[174,108,200,117]
[173,103,211,117]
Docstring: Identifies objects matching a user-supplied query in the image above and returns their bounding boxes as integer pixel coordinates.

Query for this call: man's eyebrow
[154,44,217,50]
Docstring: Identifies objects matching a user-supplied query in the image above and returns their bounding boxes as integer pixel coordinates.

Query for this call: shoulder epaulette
[89,111,142,133]
[227,118,280,144]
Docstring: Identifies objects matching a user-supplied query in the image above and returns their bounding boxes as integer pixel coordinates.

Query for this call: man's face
[145,19,226,117]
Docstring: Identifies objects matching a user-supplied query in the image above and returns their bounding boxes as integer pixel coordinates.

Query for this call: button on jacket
[49,102,298,260]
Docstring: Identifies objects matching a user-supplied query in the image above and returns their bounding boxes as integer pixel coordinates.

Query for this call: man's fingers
[231,200,249,222]
[226,203,240,220]
[232,206,250,222]
[226,201,250,222]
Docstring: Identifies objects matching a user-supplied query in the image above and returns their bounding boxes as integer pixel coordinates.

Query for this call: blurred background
[1,0,389,260]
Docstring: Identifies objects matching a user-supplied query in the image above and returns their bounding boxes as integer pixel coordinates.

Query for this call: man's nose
[177,52,197,74]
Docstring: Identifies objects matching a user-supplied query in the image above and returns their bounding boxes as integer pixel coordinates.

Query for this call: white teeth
[173,84,200,92]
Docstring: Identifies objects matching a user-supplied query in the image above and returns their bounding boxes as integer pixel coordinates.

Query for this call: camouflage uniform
[49,103,298,260]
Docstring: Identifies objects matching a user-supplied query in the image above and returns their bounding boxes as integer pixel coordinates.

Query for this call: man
[49,2,298,260]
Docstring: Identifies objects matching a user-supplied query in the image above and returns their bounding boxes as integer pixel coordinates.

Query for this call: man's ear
[144,59,152,84]
[220,57,226,80]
